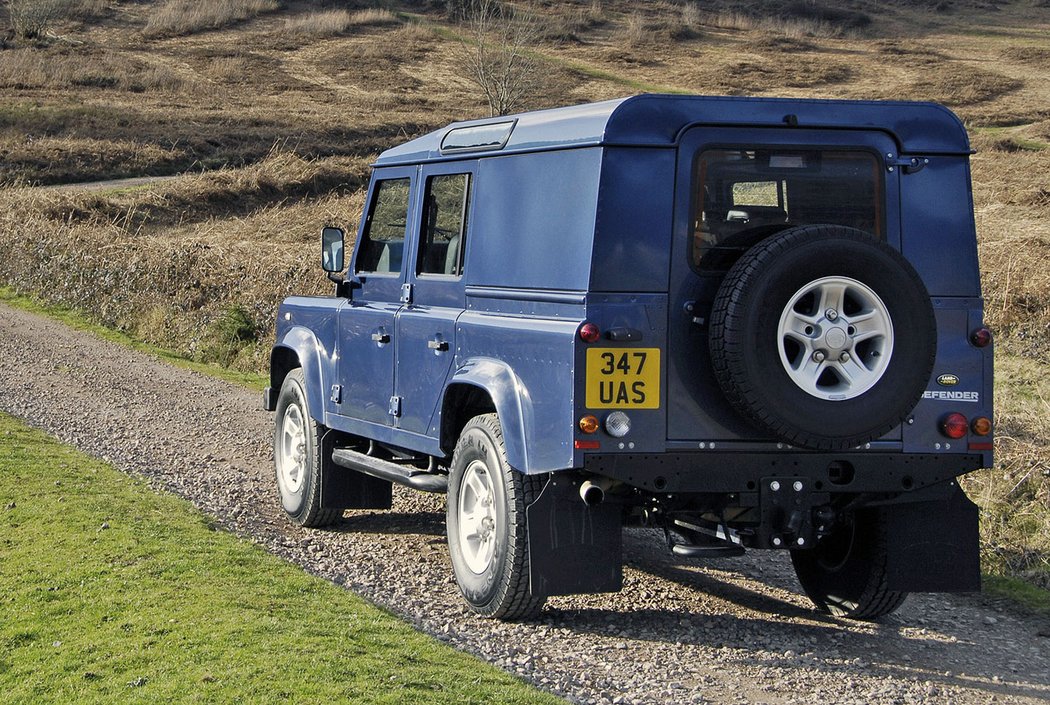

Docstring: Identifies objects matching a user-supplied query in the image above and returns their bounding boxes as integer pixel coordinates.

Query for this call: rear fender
[447,358,533,472]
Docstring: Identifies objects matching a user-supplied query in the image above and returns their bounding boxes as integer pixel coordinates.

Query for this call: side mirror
[321,226,345,273]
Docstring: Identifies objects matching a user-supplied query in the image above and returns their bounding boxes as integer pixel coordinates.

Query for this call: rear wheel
[791,509,907,620]
[274,368,342,528]
[446,413,545,620]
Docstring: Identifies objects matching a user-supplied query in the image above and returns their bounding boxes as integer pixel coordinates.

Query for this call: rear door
[394,163,475,438]
[667,127,902,443]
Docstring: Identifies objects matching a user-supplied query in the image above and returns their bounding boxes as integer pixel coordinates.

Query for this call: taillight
[579,415,599,434]
[971,416,992,436]
[579,322,601,343]
[970,326,993,348]
[940,412,968,439]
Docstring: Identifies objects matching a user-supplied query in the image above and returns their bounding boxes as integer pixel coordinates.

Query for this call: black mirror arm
[329,272,361,298]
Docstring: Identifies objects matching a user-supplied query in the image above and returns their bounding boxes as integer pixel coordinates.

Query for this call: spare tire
[709,225,935,451]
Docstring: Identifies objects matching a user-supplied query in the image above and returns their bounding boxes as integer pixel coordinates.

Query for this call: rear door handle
[371,332,390,344]
[427,339,449,351]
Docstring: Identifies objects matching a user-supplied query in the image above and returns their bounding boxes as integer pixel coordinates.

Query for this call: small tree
[459,0,540,117]
[8,0,73,39]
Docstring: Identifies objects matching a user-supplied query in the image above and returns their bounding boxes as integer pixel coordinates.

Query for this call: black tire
[273,368,342,528]
[446,413,546,620]
[791,508,907,620]
[709,225,936,450]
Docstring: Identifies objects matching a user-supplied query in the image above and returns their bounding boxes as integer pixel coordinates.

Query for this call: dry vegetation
[0,0,1048,592]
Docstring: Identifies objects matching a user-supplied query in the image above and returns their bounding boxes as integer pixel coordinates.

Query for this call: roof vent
[440,120,516,154]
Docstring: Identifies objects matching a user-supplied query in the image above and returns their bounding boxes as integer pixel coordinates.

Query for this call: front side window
[356,178,410,274]
[693,149,882,270]
[418,173,470,277]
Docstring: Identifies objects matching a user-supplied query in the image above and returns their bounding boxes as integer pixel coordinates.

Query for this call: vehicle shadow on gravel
[549,530,1050,702]
[333,511,446,537]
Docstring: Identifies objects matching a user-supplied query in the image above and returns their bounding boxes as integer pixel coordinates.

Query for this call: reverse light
[579,415,599,434]
[940,412,968,439]
[970,326,993,348]
[605,411,631,438]
[579,322,601,343]
[971,416,992,436]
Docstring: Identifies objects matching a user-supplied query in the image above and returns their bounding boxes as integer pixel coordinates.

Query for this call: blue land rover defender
[264,95,994,621]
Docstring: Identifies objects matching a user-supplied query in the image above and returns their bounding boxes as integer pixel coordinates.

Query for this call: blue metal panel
[900,157,981,297]
[903,299,993,458]
[467,149,601,292]
[455,311,579,473]
[591,148,676,293]
[375,94,970,167]
[273,297,342,424]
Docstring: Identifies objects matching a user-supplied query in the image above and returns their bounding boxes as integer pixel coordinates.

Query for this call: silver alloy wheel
[777,276,894,401]
[457,459,498,575]
[278,402,307,495]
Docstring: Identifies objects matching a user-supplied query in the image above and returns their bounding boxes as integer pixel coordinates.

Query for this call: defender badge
[937,374,960,387]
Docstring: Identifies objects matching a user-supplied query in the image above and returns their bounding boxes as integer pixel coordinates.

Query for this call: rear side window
[357,178,411,274]
[418,173,470,277]
[693,149,882,270]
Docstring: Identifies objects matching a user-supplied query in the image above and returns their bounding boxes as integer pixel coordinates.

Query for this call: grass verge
[0,412,561,704]
[983,575,1050,616]
[0,287,268,391]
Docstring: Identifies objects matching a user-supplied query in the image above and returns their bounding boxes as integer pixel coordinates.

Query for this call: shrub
[8,0,75,39]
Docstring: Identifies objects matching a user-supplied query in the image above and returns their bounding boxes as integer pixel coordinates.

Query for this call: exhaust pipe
[579,478,613,506]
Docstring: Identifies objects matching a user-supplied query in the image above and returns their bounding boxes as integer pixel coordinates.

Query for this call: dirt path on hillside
[1,301,1048,705]
[40,175,182,192]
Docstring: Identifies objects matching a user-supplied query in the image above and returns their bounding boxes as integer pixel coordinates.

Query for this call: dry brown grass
[143,0,277,38]
[282,8,399,37]
[0,48,185,92]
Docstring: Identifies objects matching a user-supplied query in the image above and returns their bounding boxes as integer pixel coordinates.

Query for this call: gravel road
[2,301,1048,705]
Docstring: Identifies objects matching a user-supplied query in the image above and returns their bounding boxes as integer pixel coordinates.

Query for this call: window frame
[354,176,413,277]
[416,172,472,280]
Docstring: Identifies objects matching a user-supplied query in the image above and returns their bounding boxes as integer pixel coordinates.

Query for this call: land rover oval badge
[937,374,960,387]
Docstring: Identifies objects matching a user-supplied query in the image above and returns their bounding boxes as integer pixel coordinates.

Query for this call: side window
[356,178,410,274]
[418,173,470,277]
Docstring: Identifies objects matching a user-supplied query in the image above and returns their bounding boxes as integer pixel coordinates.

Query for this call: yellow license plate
[585,348,660,409]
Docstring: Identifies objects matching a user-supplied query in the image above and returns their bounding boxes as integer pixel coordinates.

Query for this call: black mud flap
[319,430,393,510]
[881,482,981,593]
[526,476,623,597]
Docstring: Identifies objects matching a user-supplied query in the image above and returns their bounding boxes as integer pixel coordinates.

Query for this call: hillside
[0,0,1048,592]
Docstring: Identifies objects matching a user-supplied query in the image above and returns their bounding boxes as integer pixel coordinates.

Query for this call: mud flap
[881,482,981,593]
[319,430,392,510]
[526,476,623,597]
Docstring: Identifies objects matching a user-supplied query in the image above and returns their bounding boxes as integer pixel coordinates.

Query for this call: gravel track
[2,301,1048,705]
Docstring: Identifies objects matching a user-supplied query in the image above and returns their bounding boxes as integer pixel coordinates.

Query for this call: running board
[331,448,448,494]
[672,543,746,558]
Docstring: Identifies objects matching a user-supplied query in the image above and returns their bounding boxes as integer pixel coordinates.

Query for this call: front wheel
[790,508,907,620]
[274,368,342,528]
[446,413,545,620]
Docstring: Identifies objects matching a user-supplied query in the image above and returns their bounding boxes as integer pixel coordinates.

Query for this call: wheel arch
[440,358,533,472]
[270,326,329,424]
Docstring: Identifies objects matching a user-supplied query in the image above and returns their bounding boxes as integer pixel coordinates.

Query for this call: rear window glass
[693,149,882,270]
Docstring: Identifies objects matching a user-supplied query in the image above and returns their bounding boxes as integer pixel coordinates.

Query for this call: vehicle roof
[373,93,971,166]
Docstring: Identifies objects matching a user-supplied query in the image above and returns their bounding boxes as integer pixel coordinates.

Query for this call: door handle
[427,339,449,352]
[371,332,390,344]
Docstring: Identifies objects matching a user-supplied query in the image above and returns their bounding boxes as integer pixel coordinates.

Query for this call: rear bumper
[584,451,985,495]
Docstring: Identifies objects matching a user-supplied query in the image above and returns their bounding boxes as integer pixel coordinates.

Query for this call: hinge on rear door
[400,283,413,304]
[388,395,402,418]
[330,385,342,404]
[884,154,929,174]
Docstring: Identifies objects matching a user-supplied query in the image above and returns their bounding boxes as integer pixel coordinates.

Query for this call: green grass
[0,287,267,390]
[0,412,562,704]
[983,575,1050,616]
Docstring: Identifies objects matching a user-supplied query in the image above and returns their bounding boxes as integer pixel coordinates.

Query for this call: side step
[672,543,746,558]
[331,448,448,494]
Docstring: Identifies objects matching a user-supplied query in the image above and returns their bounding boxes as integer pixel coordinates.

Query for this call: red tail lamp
[579,322,601,343]
[940,412,968,439]
[970,326,993,348]
[574,439,600,450]
[971,416,992,436]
